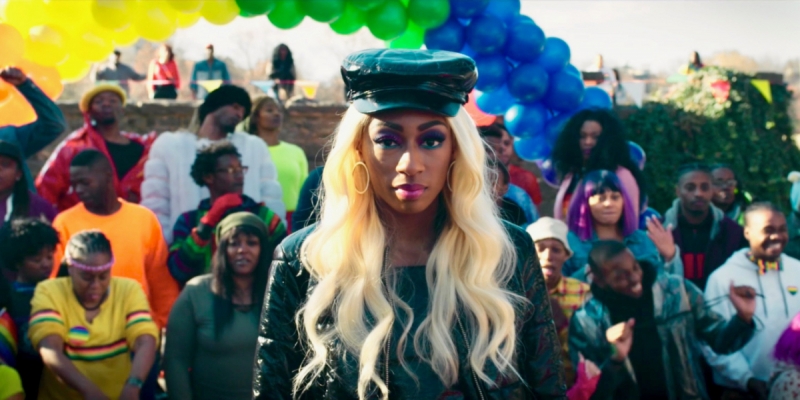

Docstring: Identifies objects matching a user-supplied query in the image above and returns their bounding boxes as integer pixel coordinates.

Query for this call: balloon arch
[0,0,614,166]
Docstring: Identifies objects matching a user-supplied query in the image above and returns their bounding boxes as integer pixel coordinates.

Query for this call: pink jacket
[554,166,640,221]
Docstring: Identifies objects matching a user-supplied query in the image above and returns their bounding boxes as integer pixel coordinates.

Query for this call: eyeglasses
[713,179,737,188]
[215,166,249,176]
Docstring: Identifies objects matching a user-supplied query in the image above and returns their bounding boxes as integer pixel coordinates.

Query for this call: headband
[67,254,115,272]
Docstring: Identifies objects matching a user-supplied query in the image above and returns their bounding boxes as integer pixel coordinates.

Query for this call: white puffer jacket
[140,130,285,243]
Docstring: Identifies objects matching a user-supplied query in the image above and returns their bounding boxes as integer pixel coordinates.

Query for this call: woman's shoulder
[111,277,147,295]
[276,224,316,264]
[184,274,213,292]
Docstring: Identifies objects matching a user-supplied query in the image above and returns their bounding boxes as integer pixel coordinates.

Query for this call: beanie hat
[216,211,268,243]
[198,85,252,124]
[789,172,800,213]
[526,217,573,256]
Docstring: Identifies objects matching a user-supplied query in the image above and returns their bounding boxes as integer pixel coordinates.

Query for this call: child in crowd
[0,218,59,399]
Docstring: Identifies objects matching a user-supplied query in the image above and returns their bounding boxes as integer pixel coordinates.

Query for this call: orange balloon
[17,59,63,99]
[0,81,14,106]
[0,24,25,67]
[0,90,36,126]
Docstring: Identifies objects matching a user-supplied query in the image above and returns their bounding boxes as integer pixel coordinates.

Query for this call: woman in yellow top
[246,96,308,228]
[28,230,159,400]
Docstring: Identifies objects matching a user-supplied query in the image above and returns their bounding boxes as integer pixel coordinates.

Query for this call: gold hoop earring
[352,161,370,194]
[446,162,455,191]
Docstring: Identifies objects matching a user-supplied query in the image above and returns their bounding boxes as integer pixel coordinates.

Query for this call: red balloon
[464,90,497,126]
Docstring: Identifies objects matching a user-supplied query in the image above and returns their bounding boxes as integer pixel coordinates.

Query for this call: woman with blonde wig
[253,49,565,400]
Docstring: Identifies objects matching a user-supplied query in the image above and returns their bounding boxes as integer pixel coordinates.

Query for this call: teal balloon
[387,22,424,49]
[351,0,385,11]
[302,0,345,22]
[366,0,408,41]
[330,2,366,34]
[268,0,306,29]
[236,0,276,15]
[407,0,449,29]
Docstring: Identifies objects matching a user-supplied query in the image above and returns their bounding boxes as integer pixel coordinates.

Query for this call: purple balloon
[504,19,545,62]
[475,85,516,115]
[544,69,584,112]
[483,0,520,25]
[450,0,489,19]
[537,37,571,73]
[535,158,559,187]
[629,141,646,170]
[504,102,549,139]
[475,54,509,91]
[507,62,549,103]
[465,13,507,55]
[424,18,465,52]
[514,136,552,161]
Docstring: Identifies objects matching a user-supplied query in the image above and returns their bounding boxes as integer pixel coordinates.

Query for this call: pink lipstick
[395,184,425,200]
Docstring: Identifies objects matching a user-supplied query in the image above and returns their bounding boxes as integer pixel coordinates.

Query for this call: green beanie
[215,212,268,242]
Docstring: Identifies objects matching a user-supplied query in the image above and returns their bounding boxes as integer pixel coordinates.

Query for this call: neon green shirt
[267,141,308,212]
[0,365,23,399]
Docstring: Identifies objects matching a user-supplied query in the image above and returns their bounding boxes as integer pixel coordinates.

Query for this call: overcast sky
[170,0,800,82]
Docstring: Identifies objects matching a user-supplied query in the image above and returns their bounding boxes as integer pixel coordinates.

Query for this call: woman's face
[257,101,283,131]
[579,120,603,160]
[0,155,21,193]
[588,189,624,227]
[362,109,454,215]
[69,252,112,308]
[158,46,170,61]
[279,47,288,59]
[226,232,261,277]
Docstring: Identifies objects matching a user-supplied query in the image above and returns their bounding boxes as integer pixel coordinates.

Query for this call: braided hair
[57,230,113,276]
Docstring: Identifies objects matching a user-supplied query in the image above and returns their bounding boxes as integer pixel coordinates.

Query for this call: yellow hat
[79,84,127,113]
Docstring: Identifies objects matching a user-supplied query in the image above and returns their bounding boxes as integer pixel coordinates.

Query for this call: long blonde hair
[296,106,521,399]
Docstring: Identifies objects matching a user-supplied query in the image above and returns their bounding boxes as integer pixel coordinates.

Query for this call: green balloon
[407,0,449,29]
[268,0,306,29]
[301,0,345,22]
[236,0,277,16]
[366,0,408,41]
[351,0,385,11]
[330,2,366,35]
[387,21,424,49]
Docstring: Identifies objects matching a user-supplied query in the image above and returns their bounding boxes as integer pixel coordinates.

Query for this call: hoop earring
[352,161,370,194]
[446,162,455,191]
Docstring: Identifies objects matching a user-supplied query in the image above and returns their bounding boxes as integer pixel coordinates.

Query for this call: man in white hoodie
[140,85,285,243]
[704,202,800,400]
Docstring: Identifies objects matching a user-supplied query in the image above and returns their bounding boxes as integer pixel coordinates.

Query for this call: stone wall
[35,101,555,216]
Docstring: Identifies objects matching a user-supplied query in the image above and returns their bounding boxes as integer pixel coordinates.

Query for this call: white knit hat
[526,217,573,256]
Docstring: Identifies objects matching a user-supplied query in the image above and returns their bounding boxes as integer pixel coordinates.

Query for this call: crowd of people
[93,43,297,102]
[0,44,798,400]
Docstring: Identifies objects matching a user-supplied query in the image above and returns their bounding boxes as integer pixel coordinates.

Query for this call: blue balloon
[510,14,533,26]
[484,0,520,25]
[507,62,548,102]
[475,85,516,115]
[564,64,582,78]
[537,37,571,73]
[475,55,509,92]
[466,14,507,55]
[424,18,465,52]
[504,19,545,63]
[505,102,549,139]
[628,141,646,170]
[535,158,559,187]
[580,86,613,110]
[451,0,489,19]
[459,44,477,59]
[515,136,552,161]
[544,69,584,112]
[542,111,573,143]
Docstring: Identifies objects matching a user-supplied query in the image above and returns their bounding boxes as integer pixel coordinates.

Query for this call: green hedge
[618,67,799,213]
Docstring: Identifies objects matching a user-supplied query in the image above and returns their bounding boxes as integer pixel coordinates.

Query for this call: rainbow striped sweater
[28,277,159,400]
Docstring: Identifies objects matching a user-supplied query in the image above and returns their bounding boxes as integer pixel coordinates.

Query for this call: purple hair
[567,170,638,241]
[775,311,800,367]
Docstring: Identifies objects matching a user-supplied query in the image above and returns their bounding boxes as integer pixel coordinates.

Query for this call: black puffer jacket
[252,222,567,399]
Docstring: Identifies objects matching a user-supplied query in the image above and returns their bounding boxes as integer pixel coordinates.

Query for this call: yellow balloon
[71,23,114,62]
[2,0,46,32]
[166,0,203,13]
[176,11,201,28]
[91,0,132,31]
[56,54,92,82]
[43,0,92,31]
[133,0,177,42]
[111,24,139,46]
[200,0,239,25]
[24,24,69,67]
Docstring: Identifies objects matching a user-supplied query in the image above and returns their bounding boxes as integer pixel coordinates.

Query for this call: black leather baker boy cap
[341,49,478,117]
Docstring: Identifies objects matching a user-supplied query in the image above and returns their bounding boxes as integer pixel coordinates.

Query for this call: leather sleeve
[253,243,310,400]
[515,229,568,399]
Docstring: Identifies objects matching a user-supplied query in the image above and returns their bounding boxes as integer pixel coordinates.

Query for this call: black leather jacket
[253,222,567,399]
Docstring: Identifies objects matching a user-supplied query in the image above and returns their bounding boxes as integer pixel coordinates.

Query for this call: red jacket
[36,125,156,212]
[509,164,543,206]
